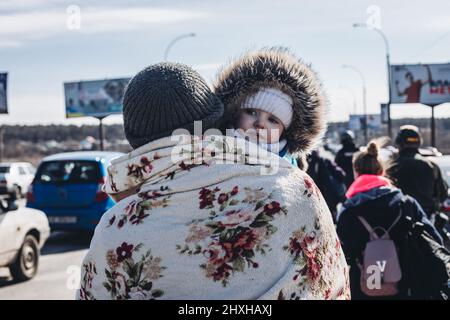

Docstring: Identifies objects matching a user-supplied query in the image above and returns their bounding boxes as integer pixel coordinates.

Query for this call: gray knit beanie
[123,62,224,149]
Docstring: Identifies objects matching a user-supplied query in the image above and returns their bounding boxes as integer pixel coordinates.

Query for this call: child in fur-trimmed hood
[214,48,327,169]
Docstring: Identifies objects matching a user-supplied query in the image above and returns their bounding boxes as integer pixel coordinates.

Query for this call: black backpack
[402,215,450,299]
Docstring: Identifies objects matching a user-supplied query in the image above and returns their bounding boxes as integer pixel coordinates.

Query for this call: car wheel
[9,235,40,281]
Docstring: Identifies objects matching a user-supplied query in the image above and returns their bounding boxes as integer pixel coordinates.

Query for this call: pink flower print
[264,201,281,215]
[218,193,229,204]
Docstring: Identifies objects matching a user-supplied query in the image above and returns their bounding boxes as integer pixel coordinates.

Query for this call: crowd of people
[309,126,450,299]
[77,48,449,300]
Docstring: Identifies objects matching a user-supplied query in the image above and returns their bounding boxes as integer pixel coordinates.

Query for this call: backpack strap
[386,210,403,234]
[357,216,379,240]
[357,209,403,240]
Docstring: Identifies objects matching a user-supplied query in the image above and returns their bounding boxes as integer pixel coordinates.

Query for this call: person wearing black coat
[336,141,443,300]
[335,130,359,188]
[386,125,448,218]
[307,149,346,219]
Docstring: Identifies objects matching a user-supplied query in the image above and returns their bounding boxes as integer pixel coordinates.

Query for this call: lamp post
[164,33,196,61]
[353,23,392,138]
[342,64,368,144]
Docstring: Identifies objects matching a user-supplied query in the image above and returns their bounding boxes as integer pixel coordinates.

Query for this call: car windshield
[35,160,101,184]
[0,166,10,173]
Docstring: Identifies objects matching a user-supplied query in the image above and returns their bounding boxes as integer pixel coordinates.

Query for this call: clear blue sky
[1,0,450,125]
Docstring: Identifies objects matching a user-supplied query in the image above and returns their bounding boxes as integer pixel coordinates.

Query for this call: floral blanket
[77,135,350,300]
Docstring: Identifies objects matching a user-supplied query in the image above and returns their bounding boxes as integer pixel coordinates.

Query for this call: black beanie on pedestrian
[123,62,224,149]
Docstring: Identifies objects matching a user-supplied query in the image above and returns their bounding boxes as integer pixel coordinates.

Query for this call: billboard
[0,73,7,114]
[391,63,450,105]
[64,77,131,118]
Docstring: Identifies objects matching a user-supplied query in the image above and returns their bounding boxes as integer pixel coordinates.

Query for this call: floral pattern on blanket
[78,242,166,300]
[281,218,350,300]
[108,187,171,229]
[101,242,166,300]
[78,262,97,300]
[177,185,288,287]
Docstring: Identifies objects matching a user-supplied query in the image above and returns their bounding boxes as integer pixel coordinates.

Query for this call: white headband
[241,87,293,128]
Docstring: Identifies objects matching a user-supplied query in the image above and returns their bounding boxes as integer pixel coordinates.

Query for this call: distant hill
[327,117,450,154]
[1,117,449,165]
[0,124,131,165]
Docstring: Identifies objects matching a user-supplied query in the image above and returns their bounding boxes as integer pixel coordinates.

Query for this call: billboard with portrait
[391,63,450,105]
[64,77,131,118]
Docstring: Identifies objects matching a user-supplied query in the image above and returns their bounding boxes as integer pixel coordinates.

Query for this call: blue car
[26,151,124,232]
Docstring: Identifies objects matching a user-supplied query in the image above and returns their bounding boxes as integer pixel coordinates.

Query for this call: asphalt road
[0,199,92,300]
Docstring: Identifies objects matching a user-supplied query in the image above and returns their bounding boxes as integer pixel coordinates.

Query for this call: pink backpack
[358,213,403,297]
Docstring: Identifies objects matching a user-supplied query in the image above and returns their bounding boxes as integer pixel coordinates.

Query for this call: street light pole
[164,33,196,61]
[342,64,368,144]
[353,23,392,138]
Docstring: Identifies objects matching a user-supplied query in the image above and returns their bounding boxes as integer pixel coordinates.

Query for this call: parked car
[26,151,123,232]
[0,196,50,281]
[0,162,36,198]
[419,147,443,157]
[430,155,450,213]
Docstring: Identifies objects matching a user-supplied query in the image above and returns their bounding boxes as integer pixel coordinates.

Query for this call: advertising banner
[64,77,131,118]
[391,63,450,105]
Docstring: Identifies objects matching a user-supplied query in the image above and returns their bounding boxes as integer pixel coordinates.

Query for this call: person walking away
[386,125,448,219]
[307,148,346,221]
[337,141,443,299]
[335,130,359,188]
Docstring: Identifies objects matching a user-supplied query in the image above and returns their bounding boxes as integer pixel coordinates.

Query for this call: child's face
[236,108,284,144]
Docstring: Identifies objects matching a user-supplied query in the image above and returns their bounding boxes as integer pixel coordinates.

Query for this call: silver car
[0,162,36,198]
[0,198,50,281]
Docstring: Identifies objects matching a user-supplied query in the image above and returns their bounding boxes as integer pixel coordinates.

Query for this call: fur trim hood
[214,48,327,155]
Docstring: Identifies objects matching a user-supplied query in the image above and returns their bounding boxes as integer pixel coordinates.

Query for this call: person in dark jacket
[335,130,359,188]
[307,149,346,220]
[337,141,443,300]
[386,125,448,218]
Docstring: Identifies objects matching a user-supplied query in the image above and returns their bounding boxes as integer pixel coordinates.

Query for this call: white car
[0,198,50,281]
[0,162,36,198]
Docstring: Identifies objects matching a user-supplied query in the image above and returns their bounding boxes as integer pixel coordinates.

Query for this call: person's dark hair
[353,141,383,176]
